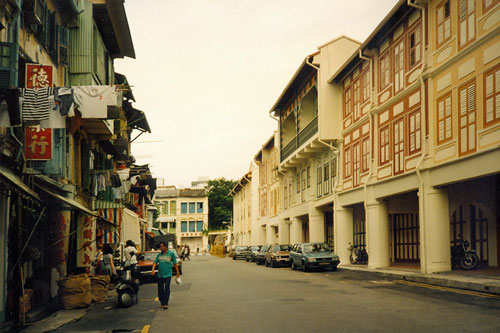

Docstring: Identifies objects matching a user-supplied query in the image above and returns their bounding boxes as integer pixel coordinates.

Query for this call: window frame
[408,23,422,70]
[379,50,391,91]
[483,0,500,13]
[393,37,405,94]
[180,202,187,214]
[458,79,477,156]
[408,109,422,156]
[344,147,352,179]
[361,137,370,173]
[458,0,476,50]
[436,0,452,48]
[379,125,391,166]
[437,92,453,144]
[483,63,500,126]
[393,117,405,175]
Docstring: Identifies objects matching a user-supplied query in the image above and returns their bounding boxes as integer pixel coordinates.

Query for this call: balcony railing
[298,117,318,147]
[280,117,318,162]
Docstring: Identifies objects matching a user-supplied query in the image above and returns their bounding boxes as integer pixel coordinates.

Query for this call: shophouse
[268,37,360,248]
[155,186,209,253]
[0,0,151,325]
[330,0,500,273]
[230,162,259,246]
[254,133,280,245]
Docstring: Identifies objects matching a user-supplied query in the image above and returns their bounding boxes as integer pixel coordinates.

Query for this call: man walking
[152,242,180,309]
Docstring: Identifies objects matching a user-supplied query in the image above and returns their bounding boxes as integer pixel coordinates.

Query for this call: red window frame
[379,126,390,166]
[393,38,405,94]
[361,69,370,104]
[379,51,391,91]
[344,86,352,119]
[393,117,405,175]
[408,24,421,70]
[344,146,352,179]
[353,78,361,122]
[352,142,360,187]
[408,109,421,155]
[361,137,370,172]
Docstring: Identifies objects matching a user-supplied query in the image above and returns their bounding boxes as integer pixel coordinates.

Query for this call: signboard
[25,127,52,160]
[26,63,53,88]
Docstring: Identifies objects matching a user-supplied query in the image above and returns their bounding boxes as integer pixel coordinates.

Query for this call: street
[53,255,500,333]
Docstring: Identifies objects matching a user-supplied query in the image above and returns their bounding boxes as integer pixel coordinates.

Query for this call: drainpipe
[359,49,375,254]
[407,0,428,273]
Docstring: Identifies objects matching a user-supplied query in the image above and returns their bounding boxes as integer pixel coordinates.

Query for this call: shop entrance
[390,213,419,263]
[450,204,488,263]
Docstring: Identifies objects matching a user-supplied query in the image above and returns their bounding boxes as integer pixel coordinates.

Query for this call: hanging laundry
[20,87,54,122]
[73,86,117,118]
[40,92,66,128]
[53,87,75,116]
[0,88,21,126]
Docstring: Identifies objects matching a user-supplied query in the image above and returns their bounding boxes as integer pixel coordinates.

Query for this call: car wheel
[331,266,337,272]
[291,261,296,270]
[233,256,236,260]
[302,261,308,272]
[271,260,276,268]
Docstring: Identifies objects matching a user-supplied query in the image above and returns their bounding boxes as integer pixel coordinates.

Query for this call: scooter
[116,265,140,308]
[348,242,368,265]
[451,238,479,270]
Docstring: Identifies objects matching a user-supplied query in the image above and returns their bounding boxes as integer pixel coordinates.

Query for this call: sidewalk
[338,264,500,295]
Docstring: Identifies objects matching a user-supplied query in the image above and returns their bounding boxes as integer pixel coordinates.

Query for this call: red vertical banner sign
[25,127,52,160]
[25,64,53,88]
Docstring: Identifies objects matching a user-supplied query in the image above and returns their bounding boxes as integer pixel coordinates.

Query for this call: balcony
[281,117,318,161]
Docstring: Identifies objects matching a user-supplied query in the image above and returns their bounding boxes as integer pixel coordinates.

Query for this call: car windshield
[303,244,330,253]
[278,245,291,251]
[143,252,159,261]
[236,246,247,251]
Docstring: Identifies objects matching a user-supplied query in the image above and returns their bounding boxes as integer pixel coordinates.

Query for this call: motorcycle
[348,242,368,265]
[451,239,479,270]
[116,265,140,308]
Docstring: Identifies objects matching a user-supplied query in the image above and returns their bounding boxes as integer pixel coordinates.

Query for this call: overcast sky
[114,0,399,188]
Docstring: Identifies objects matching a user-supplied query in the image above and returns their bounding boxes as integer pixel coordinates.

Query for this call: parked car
[137,249,183,281]
[290,243,340,272]
[265,244,292,267]
[233,246,250,260]
[255,245,271,265]
[246,245,262,262]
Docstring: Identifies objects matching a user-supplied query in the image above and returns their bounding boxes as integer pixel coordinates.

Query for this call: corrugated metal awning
[0,165,40,200]
[36,185,98,217]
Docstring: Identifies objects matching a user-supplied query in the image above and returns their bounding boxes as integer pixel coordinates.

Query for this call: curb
[338,266,500,295]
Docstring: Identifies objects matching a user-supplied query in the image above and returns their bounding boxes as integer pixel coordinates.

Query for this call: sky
[114,0,399,188]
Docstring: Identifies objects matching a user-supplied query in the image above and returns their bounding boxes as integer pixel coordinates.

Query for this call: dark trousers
[157,277,172,306]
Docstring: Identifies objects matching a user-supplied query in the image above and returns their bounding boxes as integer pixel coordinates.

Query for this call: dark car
[290,243,340,272]
[232,246,250,260]
[137,249,182,281]
[265,244,292,267]
[246,245,262,262]
[255,244,271,265]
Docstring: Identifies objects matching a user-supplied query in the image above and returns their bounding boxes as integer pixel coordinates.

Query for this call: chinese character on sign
[26,64,53,88]
[25,127,52,160]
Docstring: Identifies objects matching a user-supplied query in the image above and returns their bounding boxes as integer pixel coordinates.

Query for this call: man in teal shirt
[152,242,180,309]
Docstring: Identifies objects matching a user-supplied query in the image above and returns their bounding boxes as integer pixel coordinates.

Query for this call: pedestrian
[92,244,104,275]
[124,240,137,268]
[186,245,191,260]
[102,244,117,277]
[152,242,180,309]
[181,245,186,260]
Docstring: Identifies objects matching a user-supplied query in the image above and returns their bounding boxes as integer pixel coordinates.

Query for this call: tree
[206,178,237,230]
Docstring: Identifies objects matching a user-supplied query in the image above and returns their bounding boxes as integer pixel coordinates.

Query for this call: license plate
[319,262,329,266]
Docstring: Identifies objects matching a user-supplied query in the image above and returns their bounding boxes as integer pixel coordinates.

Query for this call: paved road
[57,255,500,333]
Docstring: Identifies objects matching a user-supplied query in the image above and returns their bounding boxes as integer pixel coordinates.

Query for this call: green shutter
[0,42,15,88]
